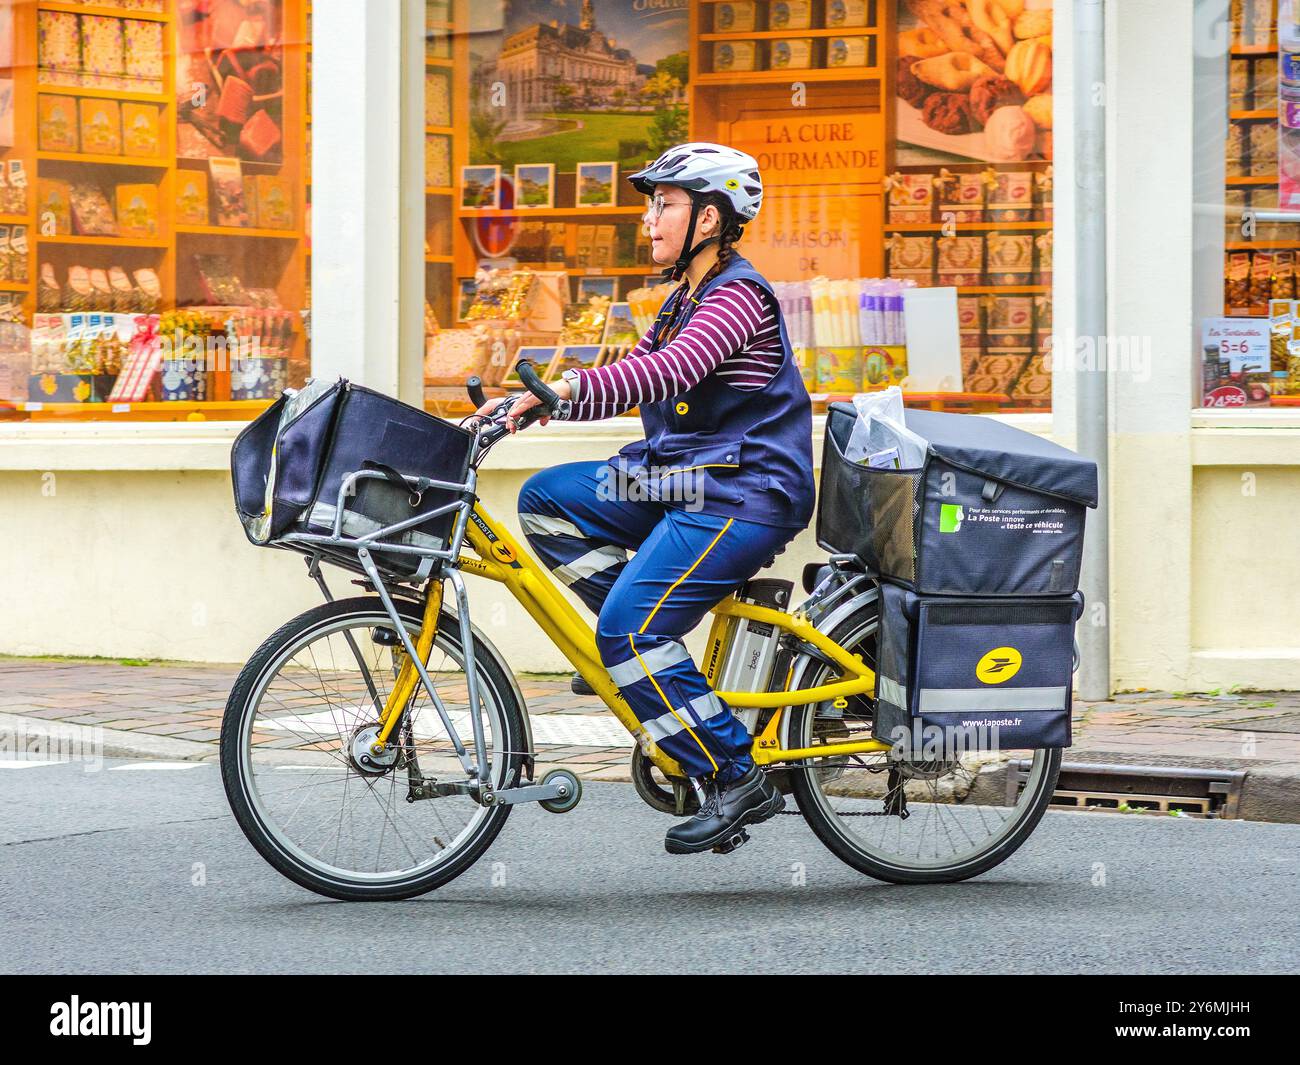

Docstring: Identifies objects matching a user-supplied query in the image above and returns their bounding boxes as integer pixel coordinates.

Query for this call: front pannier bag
[817,403,1099,597]
[230,377,475,578]
[874,581,1085,751]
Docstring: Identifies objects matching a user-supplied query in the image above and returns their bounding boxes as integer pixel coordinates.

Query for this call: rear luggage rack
[1007,761,1246,819]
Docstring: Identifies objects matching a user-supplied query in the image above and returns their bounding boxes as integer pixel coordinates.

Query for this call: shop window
[0,0,311,424]
[422,0,1055,417]
[1198,0,1300,409]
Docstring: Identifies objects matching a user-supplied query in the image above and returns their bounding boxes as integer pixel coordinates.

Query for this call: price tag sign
[1201,318,1270,373]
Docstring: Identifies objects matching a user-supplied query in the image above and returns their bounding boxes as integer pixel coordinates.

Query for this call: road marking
[0,758,69,770]
[257,707,636,748]
[108,762,209,771]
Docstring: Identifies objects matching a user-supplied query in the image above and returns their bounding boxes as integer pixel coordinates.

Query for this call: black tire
[220,596,526,901]
[788,600,1063,885]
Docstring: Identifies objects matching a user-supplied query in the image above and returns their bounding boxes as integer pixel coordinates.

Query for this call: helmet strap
[662,195,720,283]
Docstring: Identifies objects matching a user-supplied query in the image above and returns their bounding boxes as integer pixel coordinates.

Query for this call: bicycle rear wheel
[220,595,526,901]
[787,600,1062,884]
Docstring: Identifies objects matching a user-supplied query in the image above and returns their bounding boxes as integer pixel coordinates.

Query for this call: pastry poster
[467,0,688,171]
[895,0,1053,165]
[175,0,286,163]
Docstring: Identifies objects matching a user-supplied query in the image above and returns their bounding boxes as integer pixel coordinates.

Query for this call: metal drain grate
[1006,761,1246,819]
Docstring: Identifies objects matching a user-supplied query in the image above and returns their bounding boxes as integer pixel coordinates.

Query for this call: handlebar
[464,359,566,451]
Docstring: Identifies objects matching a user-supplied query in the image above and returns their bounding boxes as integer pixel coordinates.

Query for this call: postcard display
[0,0,311,418]
[427,0,1057,414]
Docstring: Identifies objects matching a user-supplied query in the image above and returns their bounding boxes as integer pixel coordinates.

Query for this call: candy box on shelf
[28,373,117,403]
[231,355,289,400]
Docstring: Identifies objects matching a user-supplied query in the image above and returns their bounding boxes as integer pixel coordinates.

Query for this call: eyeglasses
[644,194,691,223]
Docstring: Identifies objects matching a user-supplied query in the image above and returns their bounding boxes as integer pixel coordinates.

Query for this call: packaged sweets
[885,234,935,285]
[715,1,757,32]
[826,0,870,28]
[986,233,1035,286]
[425,69,451,127]
[1274,251,1296,299]
[1250,122,1278,176]
[985,169,1035,222]
[957,295,984,334]
[80,15,126,89]
[769,38,814,69]
[115,183,158,238]
[79,98,122,156]
[1226,252,1252,311]
[174,171,209,225]
[934,168,986,224]
[1036,166,1054,222]
[714,41,760,73]
[1035,230,1054,286]
[769,0,813,30]
[37,11,80,86]
[936,235,984,287]
[987,295,1034,346]
[121,102,161,157]
[1225,123,1246,177]
[38,178,72,234]
[38,95,79,152]
[1250,251,1274,312]
[256,175,294,230]
[885,171,934,223]
[123,19,164,93]
[827,37,871,68]
[1230,58,1250,107]
[69,183,117,236]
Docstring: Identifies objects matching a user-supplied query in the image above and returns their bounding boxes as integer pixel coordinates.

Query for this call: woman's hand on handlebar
[503,378,571,433]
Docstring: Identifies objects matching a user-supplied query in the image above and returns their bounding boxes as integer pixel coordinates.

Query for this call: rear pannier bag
[817,403,1099,597]
[231,377,474,576]
[873,581,1084,751]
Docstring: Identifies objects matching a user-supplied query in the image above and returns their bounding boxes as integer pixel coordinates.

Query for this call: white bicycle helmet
[629,143,763,281]
[628,141,764,222]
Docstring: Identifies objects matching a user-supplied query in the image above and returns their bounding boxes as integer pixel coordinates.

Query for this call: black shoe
[664,766,786,855]
[571,672,595,696]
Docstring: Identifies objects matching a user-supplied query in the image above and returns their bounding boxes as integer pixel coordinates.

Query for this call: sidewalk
[2,655,1297,821]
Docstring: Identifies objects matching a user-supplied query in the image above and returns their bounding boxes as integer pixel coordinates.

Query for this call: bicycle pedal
[712,828,750,855]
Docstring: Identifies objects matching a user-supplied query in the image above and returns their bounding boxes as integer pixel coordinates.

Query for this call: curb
[0,712,218,764]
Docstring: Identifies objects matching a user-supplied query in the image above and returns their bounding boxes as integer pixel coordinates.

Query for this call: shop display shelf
[884,221,1052,232]
[956,284,1051,294]
[35,84,171,105]
[37,233,169,247]
[426,186,455,196]
[699,28,880,41]
[12,399,275,422]
[1226,175,1278,185]
[695,67,882,84]
[0,214,32,226]
[37,150,170,168]
[425,125,454,136]
[456,205,646,219]
[426,57,455,69]
[1229,109,1278,120]
[175,224,302,239]
[425,253,455,264]
[37,2,171,23]
[1225,240,1300,250]
[0,281,33,292]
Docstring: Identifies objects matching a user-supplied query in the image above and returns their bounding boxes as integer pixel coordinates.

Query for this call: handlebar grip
[516,359,561,414]
[466,375,487,409]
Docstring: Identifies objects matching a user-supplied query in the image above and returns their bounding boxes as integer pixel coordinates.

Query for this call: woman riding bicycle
[485,142,815,855]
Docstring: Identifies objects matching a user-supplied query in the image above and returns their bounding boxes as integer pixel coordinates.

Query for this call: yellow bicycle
[220,368,1062,900]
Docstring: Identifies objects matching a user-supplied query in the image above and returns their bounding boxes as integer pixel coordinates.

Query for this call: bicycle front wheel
[787,600,1062,884]
[220,595,526,901]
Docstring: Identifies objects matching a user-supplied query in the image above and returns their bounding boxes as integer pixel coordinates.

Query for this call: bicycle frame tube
[456,503,893,774]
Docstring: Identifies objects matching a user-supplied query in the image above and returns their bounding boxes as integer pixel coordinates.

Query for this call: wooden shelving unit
[2,0,312,415]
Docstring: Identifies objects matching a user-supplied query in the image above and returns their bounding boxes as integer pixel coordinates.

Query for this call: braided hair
[696,190,745,269]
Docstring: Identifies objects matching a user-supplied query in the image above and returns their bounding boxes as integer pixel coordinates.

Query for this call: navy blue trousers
[518,461,801,783]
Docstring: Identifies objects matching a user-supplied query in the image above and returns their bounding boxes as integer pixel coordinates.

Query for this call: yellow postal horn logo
[976,646,1022,684]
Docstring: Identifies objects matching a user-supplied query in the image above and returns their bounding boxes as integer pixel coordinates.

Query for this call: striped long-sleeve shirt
[557,279,783,420]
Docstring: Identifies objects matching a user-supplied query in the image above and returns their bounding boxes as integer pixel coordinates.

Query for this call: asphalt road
[2,758,1297,974]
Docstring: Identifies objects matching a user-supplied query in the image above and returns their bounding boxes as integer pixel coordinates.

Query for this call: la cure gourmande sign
[728,112,885,278]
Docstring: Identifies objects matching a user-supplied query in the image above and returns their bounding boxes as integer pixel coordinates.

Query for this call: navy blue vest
[609,254,815,529]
